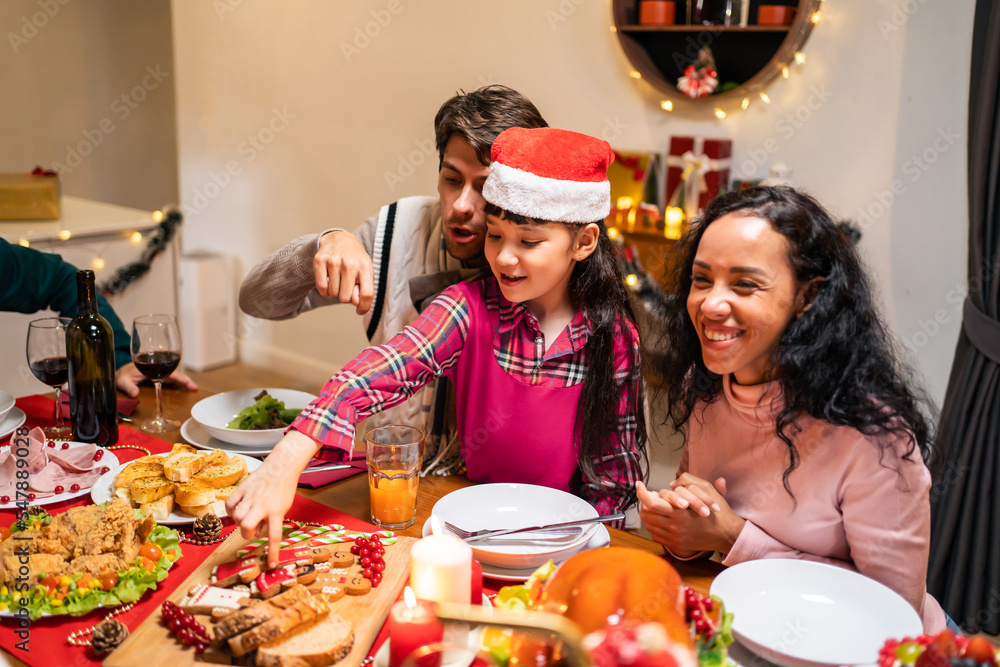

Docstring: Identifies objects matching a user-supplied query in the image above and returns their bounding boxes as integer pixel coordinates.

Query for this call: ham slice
[0,450,15,501]
[29,464,103,494]
[47,443,98,472]
[26,428,49,475]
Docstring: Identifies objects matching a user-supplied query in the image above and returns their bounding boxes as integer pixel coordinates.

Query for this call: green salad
[227,390,303,430]
[0,506,182,620]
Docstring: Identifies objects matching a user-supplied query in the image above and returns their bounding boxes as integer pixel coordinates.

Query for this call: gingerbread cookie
[305,572,348,601]
[179,584,251,616]
[255,567,298,599]
[212,555,262,587]
[328,545,355,569]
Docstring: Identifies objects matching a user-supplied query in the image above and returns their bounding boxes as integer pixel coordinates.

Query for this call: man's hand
[115,363,198,397]
[313,231,375,315]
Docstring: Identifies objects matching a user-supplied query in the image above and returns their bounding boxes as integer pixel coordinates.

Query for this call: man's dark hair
[434,85,547,169]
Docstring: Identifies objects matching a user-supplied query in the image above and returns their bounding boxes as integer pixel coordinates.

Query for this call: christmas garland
[99,208,183,296]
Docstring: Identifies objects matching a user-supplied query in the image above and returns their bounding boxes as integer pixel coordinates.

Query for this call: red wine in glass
[29,356,69,386]
[131,314,182,433]
[133,351,181,381]
[26,317,74,439]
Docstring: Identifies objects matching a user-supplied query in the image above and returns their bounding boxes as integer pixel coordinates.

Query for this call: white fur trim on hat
[483,161,611,224]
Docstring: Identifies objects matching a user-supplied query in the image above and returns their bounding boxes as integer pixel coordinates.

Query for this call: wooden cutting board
[106,532,417,666]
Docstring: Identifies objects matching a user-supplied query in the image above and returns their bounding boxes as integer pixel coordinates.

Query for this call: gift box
[0,168,60,220]
[665,137,732,218]
[758,5,796,26]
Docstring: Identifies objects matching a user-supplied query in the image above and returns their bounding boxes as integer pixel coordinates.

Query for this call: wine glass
[131,314,182,433]
[26,317,74,439]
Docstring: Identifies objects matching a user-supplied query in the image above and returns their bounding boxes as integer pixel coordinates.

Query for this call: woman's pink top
[683,374,947,633]
[445,281,581,491]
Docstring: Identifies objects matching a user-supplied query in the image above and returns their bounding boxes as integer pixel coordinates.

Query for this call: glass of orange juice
[366,425,423,529]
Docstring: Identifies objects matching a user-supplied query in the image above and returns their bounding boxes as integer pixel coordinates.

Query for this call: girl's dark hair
[484,202,648,508]
[655,186,932,495]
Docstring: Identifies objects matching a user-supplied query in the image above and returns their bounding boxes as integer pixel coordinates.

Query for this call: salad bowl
[190,389,317,447]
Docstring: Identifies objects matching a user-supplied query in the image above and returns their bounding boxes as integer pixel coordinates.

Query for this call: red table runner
[0,396,398,666]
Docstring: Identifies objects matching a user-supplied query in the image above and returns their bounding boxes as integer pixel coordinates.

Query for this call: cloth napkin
[297,450,367,489]
[59,395,139,419]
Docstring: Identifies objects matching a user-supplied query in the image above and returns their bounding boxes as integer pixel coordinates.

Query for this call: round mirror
[612,0,822,111]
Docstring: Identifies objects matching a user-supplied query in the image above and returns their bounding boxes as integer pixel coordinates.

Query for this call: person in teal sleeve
[0,237,197,397]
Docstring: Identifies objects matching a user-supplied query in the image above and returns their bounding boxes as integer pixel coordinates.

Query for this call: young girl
[229,128,648,565]
[637,186,947,632]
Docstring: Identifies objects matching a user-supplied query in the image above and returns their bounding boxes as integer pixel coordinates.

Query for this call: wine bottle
[66,270,119,445]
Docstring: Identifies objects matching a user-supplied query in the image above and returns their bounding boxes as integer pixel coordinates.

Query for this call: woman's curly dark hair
[655,186,932,495]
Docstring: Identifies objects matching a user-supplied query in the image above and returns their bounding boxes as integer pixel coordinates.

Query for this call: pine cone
[193,512,222,541]
[91,619,128,653]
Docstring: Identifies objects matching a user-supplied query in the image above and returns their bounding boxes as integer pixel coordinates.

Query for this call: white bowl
[190,388,317,447]
[426,483,600,569]
[0,391,14,424]
[710,559,922,667]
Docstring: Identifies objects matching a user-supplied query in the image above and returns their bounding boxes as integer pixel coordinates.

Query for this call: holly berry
[350,544,360,555]
[1,496,10,504]
[94,449,104,461]
[962,636,997,664]
[100,466,110,475]
[355,537,369,548]
[61,442,69,450]
[373,560,385,573]
[27,493,35,502]
[47,442,55,448]
[363,567,373,579]
[54,486,64,494]
[360,556,371,568]
[70,484,80,493]
[359,546,371,558]
[371,571,383,587]
[372,545,385,557]
[160,600,211,647]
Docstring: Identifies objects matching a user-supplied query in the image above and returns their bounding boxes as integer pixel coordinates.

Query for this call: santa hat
[483,127,614,224]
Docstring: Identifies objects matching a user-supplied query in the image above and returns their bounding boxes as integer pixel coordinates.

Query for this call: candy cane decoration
[309,530,397,546]
[237,524,345,557]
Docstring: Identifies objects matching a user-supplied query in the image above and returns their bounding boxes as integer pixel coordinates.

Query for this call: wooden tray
[106,532,416,666]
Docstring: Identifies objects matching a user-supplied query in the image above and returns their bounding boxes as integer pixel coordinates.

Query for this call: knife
[460,512,625,542]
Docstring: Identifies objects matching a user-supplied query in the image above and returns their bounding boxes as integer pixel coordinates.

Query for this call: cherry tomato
[0,526,11,541]
[139,542,164,562]
[100,572,118,591]
[40,576,60,595]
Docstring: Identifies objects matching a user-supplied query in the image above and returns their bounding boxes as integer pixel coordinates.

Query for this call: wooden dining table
[1,362,724,667]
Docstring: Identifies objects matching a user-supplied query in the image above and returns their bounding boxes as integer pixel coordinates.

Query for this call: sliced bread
[194,457,247,489]
[213,586,311,643]
[178,499,226,518]
[130,476,175,504]
[164,452,207,482]
[140,494,175,522]
[228,594,332,657]
[114,462,164,489]
[168,443,198,455]
[202,449,230,467]
[174,478,217,507]
[255,611,355,667]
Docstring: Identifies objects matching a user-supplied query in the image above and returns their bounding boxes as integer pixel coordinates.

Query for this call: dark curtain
[927,0,1000,634]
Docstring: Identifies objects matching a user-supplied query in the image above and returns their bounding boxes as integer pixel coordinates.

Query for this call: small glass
[131,314,182,433]
[26,317,73,439]
[366,425,423,529]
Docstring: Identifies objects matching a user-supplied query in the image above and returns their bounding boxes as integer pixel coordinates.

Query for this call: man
[0,237,197,396]
[239,85,547,469]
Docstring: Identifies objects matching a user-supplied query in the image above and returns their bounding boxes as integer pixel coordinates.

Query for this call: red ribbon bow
[612,152,646,182]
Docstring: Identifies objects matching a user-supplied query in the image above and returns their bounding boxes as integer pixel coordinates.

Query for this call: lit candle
[389,587,444,667]
[665,206,685,240]
[410,530,471,604]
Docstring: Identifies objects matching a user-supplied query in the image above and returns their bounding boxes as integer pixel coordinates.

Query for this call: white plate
[421,520,610,582]
[0,391,14,423]
[373,595,491,667]
[180,418,269,456]
[710,559,922,667]
[0,441,119,509]
[190,388,316,447]
[427,484,600,569]
[0,408,27,442]
[90,452,262,525]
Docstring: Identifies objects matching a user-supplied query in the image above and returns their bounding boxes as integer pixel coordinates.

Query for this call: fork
[443,512,625,542]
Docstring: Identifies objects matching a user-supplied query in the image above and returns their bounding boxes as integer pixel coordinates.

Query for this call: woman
[637,186,947,632]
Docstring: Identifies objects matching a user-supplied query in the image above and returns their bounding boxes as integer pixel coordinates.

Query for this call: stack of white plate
[423,483,612,581]
[183,388,317,456]
[0,390,26,441]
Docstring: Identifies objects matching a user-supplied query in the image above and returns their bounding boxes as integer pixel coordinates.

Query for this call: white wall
[170,0,973,411]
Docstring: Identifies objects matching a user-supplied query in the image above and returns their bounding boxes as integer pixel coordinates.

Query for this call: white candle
[409,533,471,604]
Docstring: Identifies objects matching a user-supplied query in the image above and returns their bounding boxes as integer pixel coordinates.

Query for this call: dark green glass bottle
[66,270,119,445]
